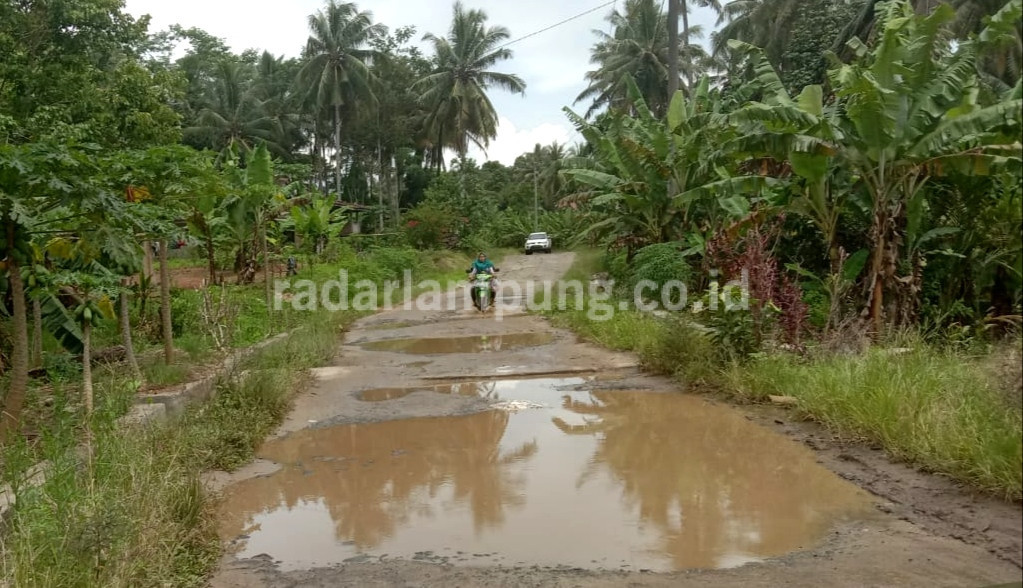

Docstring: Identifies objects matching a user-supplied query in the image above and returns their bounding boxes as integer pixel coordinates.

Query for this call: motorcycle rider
[468,252,498,308]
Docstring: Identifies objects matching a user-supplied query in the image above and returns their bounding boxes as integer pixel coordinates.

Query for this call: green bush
[170,290,201,338]
[43,352,82,383]
[403,201,461,249]
[365,246,419,281]
[629,242,692,303]
[803,286,829,330]
[603,249,629,282]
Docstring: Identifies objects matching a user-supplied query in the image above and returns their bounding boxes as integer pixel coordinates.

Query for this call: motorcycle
[466,267,499,312]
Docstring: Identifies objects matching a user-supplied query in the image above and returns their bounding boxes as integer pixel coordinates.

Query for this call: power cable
[495,0,619,50]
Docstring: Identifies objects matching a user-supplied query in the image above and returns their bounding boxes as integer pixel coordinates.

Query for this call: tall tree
[679,0,723,88]
[414,1,526,193]
[253,52,305,157]
[297,1,385,198]
[577,0,710,119]
[184,61,283,160]
[713,0,863,91]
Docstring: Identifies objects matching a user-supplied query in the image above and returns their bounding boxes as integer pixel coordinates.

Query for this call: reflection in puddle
[220,378,876,572]
[359,332,554,354]
[359,382,496,402]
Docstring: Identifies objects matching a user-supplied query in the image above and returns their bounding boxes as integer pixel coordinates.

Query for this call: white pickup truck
[524,232,552,254]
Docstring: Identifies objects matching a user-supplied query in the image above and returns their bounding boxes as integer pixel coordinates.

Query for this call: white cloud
[467,117,579,166]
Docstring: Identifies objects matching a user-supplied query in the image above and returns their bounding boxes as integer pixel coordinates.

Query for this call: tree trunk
[680,0,694,91]
[376,141,384,232]
[82,319,93,452]
[205,227,216,285]
[31,297,42,369]
[263,224,272,327]
[312,132,321,192]
[393,154,402,227]
[119,286,142,381]
[142,240,154,279]
[0,234,29,442]
[458,147,468,201]
[159,239,173,364]
[334,103,343,198]
[668,0,680,98]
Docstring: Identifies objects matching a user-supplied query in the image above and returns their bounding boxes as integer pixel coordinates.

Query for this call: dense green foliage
[0,0,1020,580]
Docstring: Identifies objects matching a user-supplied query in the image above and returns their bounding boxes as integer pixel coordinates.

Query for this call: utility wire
[496,0,619,50]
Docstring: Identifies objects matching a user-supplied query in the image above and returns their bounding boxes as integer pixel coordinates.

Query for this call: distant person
[468,252,498,306]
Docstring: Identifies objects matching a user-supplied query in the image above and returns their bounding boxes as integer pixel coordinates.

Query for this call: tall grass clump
[541,249,1023,499]
[0,381,219,587]
[729,348,1023,499]
[0,308,356,587]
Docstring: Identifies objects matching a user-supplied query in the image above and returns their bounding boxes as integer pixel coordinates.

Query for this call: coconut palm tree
[577,0,712,119]
[712,0,864,91]
[414,1,526,191]
[185,61,283,162]
[296,1,385,198]
[712,0,801,61]
[679,0,723,87]
[253,51,305,157]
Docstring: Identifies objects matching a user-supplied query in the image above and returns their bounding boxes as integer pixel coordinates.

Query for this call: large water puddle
[359,332,553,354]
[359,382,492,402]
[219,378,877,572]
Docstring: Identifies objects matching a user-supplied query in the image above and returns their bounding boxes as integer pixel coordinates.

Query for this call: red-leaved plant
[776,273,809,346]
[704,212,808,348]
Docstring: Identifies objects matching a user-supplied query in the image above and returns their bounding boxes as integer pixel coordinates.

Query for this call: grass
[727,349,1023,499]
[1,245,461,586]
[141,361,190,388]
[540,249,1023,501]
[0,309,356,587]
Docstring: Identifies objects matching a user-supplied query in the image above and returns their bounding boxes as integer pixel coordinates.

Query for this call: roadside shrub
[730,347,1023,499]
[43,351,82,383]
[803,285,830,330]
[602,248,629,284]
[170,290,202,338]
[367,246,419,280]
[629,242,692,303]
[403,201,461,249]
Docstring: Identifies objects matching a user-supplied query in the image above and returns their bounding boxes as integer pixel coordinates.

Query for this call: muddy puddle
[219,378,877,572]
[359,332,554,354]
[358,381,494,402]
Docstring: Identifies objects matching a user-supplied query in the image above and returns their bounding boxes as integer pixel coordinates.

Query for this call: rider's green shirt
[472,259,494,273]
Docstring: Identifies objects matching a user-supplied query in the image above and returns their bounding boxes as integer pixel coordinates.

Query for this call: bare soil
[206,252,1023,588]
[154,265,285,290]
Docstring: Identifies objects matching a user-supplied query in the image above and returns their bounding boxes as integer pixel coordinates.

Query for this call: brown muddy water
[359,381,499,402]
[218,378,878,572]
[359,332,554,354]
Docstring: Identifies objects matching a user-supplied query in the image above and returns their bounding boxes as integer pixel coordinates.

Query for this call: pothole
[358,381,491,402]
[219,378,878,572]
[358,332,554,354]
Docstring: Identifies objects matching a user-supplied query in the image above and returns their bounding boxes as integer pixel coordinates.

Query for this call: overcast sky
[123,0,718,165]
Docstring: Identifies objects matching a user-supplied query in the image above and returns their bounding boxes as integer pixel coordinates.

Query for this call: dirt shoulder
[207,252,1022,588]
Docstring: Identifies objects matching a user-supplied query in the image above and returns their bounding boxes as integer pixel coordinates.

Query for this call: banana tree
[726,40,847,274]
[221,142,278,318]
[289,194,348,258]
[562,75,773,258]
[832,1,1022,332]
[726,1,1022,333]
[179,155,230,285]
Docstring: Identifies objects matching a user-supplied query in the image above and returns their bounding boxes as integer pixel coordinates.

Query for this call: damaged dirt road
[208,252,1022,588]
